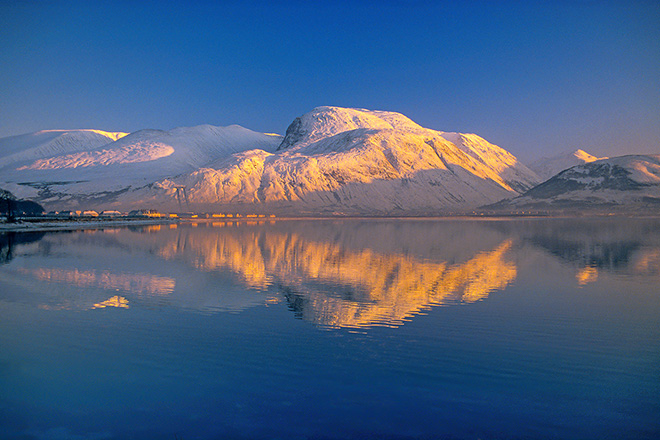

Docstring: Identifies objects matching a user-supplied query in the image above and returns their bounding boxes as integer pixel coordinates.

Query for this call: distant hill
[0,130,128,168]
[529,149,607,181]
[486,155,660,213]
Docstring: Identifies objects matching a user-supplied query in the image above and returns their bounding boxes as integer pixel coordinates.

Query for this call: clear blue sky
[1,0,658,161]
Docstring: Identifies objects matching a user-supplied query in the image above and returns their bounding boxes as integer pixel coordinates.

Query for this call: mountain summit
[277,106,427,151]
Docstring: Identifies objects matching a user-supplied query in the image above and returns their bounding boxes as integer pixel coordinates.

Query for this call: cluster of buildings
[43,209,166,218]
[41,209,276,220]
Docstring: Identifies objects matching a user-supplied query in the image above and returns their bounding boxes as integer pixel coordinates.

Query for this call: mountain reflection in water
[1,217,659,328]
[151,222,518,327]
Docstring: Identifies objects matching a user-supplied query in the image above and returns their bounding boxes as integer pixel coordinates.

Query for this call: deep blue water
[1,218,659,439]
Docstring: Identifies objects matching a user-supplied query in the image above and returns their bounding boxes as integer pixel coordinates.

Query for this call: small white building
[101,210,122,217]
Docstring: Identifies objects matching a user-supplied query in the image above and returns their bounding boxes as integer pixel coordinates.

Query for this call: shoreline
[0,217,178,232]
[2,212,659,233]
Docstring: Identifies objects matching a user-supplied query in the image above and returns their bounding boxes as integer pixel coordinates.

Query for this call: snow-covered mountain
[529,149,607,181]
[3,112,656,215]
[0,125,281,208]
[488,155,660,212]
[119,107,539,214]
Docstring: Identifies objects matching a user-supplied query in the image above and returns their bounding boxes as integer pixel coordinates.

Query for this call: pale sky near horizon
[1,0,658,162]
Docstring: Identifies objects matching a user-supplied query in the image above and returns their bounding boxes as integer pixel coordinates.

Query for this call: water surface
[1,218,659,439]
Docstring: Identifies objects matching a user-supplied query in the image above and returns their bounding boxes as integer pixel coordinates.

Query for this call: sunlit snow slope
[121,107,539,214]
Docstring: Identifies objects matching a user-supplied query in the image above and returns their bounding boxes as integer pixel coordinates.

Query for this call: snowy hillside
[488,155,660,212]
[0,125,282,207]
[118,107,540,214]
[529,149,607,181]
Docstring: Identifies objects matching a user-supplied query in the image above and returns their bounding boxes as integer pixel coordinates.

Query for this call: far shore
[3,211,659,233]
[0,217,178,232]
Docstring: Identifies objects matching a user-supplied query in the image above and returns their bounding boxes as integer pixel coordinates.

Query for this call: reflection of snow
[632,249,660,276]
[20,268,175,295]
[92,295,129,309]
[576,266,599,286]
[279,239,517,328]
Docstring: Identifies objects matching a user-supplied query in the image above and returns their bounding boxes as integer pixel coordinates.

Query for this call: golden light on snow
[82,129,129,141]
[147,107,543,210]
[573,149,607,163]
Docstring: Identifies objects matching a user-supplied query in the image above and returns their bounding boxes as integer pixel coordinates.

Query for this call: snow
[18,143,175,170]
[4,107,604,214]
[277,106,427,151]
[439,132,539,192]
[601,155,660,184]
[36,129,128,141]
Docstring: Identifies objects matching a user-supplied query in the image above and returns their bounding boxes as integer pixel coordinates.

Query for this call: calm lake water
[1,218,659,440]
